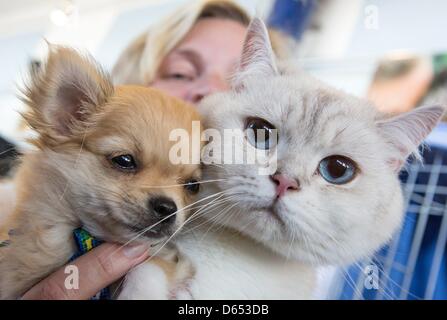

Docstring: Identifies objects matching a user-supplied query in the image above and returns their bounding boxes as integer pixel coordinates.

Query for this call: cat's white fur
[119,224,315,299]
[119,18,444,299]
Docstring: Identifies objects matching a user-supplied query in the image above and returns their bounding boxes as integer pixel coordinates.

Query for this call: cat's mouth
[270,207,287,228]
[255,204,286,227]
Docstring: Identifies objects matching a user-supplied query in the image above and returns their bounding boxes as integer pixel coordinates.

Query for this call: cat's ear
[377,105,445,171]
[232,18,278,90]
[23,46,114,141]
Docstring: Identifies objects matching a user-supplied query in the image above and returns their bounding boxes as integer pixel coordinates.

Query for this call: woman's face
[151,18,247,104]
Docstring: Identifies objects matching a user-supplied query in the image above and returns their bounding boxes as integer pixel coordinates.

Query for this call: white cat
[118,18,445,299]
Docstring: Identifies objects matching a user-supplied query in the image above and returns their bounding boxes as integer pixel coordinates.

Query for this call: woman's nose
[189,74,228,103]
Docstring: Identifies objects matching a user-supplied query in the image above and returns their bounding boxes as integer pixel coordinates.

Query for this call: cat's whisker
[187,195,237,219]
[181,196,240,233]
[139,198,226,264]
[214,205,245,237]
[121,197,216,278]
[320,231,420,300]
[140,178,228,189]
[181,193,245,231]
[112,189,236,253]
[110,186,242,255]
[202,163,225,169]
[285,229,296,262]
[353,260,396,300]
[107,190,230,257]
[339,265,366,300]
[234,212,258,235]
[299,231,324,266]
[347,260,396,300]
[107,194,234,298]
[186,193,236,220]
[184,201,230,238]
[309,232,366,299]
[350,259,422,300]
[196,202,240,242]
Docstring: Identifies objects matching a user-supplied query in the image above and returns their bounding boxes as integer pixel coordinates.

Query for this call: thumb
[22,242,150,300]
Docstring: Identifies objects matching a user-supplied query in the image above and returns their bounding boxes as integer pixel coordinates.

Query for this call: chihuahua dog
[0,47,201,299]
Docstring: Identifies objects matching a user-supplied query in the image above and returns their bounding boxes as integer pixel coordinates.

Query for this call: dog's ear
[22,46,114,141]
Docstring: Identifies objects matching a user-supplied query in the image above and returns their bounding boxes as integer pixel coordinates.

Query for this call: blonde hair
[112,0,293,85]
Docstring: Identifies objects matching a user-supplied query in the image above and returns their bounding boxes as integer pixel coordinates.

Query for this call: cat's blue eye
[245,117,277,150]
[318,155,357,185]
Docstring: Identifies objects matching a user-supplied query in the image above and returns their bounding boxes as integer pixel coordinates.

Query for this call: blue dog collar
[71,228,110,300]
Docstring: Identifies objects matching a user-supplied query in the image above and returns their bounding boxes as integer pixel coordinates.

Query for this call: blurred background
[0,0,446,300]
[2,0,447,142]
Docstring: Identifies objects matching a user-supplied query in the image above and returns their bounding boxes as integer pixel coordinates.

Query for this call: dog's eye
[184,179,200,194]
[111,154,137,170]
[245,117,277,150]
[318,155,357,185]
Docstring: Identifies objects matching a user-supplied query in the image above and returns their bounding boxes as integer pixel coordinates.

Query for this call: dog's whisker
[140,194,232,263]
[107,193,235,297]
[134,190,227,232]
[108,190,231,256]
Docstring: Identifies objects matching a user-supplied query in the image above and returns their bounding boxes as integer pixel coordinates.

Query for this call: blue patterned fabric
[71,228,110,300]
[331,127,447,300]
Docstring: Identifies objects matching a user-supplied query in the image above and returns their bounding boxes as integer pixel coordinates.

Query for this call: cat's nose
[270,174,299,198]
[149,196,178,224]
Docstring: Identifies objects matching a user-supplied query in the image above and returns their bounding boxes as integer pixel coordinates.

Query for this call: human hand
[21,242,149,300]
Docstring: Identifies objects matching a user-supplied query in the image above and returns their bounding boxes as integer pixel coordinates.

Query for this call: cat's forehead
[235,76,382,156]
[241,76,376,124]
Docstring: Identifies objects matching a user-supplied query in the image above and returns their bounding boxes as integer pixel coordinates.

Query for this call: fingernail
[123,243,149,259]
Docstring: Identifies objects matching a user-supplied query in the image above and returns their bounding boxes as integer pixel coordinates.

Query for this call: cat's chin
[215,200,341,265]
[221,200,291,241]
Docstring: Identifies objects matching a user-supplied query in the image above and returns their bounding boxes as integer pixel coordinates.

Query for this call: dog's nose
[149,197,178,223]
[270,173,299,198]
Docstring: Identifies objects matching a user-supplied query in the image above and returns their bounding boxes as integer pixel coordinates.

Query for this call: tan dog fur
[0,47,201,299]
